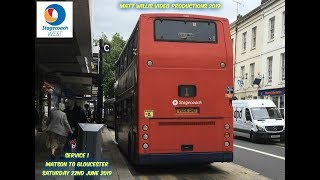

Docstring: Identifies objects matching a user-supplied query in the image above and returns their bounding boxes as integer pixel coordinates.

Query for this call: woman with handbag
[46,103,73,159]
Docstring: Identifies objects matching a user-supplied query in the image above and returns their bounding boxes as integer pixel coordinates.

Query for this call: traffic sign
[103,44,111,53]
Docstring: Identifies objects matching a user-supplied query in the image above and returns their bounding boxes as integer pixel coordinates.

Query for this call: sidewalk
[100,127,134,180]
[35,126,134,180]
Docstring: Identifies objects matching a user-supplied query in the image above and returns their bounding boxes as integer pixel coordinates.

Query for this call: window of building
[250,63,255,85]
[269,17,275,40]
[272,96,279,108]
[280,95,285,118]
[272,95,285,119]
[252,27,257,48]
[267,57,273,82]
[281,53,285,81]
[241,66,245,79]
[242,32,247,52]
[282,11,285,35]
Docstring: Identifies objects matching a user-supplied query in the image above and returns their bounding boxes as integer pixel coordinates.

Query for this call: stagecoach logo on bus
[172,100,202,106]
[36,1,73,38]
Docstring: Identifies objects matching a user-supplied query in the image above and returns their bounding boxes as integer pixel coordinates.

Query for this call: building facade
[230,0,285,118]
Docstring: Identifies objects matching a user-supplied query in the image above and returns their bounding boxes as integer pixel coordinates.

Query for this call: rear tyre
[128,133,132,161]
[115,122,119,143]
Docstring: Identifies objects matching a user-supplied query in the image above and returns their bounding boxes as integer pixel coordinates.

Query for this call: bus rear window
[154,19,217,43]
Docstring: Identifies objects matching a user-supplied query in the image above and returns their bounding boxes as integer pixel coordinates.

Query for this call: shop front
[258,88,285,118]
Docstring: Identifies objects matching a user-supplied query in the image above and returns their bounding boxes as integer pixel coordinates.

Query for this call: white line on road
[234,144,285,160]
[275,145,285,149]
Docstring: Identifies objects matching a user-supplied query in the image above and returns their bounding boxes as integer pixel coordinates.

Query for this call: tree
[94,32,126,99]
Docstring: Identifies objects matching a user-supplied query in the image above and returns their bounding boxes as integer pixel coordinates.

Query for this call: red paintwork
[135,13,233,154]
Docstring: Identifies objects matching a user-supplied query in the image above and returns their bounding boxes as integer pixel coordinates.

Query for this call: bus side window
[110,105,114,116]
[245,108,252,121]
[124,50,128,69]
[116,102,122,119]
[128,38,133,64]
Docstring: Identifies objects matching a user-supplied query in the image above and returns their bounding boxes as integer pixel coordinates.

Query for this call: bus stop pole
[97,39,104,124]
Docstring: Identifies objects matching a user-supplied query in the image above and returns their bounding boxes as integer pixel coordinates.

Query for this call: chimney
[261,0,269,4]
[237,14,243,20]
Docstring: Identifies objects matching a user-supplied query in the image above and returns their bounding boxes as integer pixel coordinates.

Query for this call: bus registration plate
[176,107,198,114]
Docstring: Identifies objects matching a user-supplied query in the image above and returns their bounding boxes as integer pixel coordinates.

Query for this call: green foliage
[94,33,126,99]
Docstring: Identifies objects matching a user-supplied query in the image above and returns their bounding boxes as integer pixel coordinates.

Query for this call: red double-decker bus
[114,13,234,165]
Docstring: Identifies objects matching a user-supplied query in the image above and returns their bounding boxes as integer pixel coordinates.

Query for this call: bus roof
[139,13,229,22]
[114,13,230,65]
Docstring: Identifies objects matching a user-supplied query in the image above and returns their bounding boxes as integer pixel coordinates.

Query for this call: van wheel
[250,131,257,143]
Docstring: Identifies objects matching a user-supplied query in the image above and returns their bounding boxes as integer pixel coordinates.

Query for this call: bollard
[75,123,104,180]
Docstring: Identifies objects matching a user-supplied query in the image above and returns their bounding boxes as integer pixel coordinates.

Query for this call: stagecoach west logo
[172,100,202,106]
[37,1,73,38]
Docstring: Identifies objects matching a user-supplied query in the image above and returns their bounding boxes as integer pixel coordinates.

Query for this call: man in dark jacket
[70,102,87,138]
[84,104,92,123]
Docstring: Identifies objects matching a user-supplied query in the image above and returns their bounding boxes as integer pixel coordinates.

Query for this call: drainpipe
[234,18,239,98]
[260,10,265,91]
[97,39,104,124]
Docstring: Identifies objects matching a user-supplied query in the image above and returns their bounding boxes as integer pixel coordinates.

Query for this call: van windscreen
[251,107,283,120]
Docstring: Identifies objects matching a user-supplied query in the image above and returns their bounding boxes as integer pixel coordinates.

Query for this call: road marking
[234,144,285,160]
[274,144,285,149]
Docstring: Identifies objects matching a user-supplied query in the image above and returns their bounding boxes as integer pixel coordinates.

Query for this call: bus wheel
[128,133,132,162]
[115,123,119,143]
[250,131,257,143]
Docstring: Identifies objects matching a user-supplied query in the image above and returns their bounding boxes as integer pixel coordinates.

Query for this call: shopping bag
[64,132,77,152]
[69,138,77,152]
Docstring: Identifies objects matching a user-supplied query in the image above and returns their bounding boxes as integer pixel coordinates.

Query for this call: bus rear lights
[224,141,230,147]
[224,132,230,138]
[142,134,149,140]
[220,62,226,68]
[142,125,148,131]
[143,143,149,149]
[224,124,230,130]
[147,60,153,67]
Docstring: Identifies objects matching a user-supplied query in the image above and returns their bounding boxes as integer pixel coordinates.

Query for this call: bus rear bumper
[137,152,233,165]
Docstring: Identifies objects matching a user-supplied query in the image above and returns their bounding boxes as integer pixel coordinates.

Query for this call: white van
[232,99,285,143]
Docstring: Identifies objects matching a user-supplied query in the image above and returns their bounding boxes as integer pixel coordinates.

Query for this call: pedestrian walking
[46,103,73,159]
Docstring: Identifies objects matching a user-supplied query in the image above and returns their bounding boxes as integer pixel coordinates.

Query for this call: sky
[92,0,261,40]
